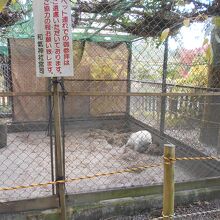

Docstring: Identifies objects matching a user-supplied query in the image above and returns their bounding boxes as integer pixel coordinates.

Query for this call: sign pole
[53,78,67,220]
[33,0,72,217]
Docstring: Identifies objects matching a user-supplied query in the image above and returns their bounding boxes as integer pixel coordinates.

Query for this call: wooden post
[53,78,67,220]
[163,144,175,220]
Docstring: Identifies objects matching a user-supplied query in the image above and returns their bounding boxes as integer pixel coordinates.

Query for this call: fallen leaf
[160,28,170,43]
[183,18,190,27]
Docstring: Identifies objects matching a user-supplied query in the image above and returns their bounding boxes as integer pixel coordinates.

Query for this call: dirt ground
[0,128,196,201]
[101,199,220,220]
[64,129,193,193]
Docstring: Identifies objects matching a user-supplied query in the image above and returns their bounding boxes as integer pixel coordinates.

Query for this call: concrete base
[0,188,220,220]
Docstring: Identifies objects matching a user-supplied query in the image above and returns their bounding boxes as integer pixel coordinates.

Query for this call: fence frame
[0,88,220,216]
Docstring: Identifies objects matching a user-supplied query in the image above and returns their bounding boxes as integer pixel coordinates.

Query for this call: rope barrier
[175,156,220,161]
[0,163,162,192]
[0,155,219,192]
[164,155,220,164]
[0,154,219,220]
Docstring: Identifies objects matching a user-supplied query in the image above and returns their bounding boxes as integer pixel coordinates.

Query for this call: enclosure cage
[0,0,219,209]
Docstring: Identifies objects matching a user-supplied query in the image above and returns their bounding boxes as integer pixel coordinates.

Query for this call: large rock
[125,130,152,153]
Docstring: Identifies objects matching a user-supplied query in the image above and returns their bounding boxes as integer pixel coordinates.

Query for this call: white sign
[33,0,74,77]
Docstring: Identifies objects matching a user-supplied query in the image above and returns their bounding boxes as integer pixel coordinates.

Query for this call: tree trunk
[200,23,220,148]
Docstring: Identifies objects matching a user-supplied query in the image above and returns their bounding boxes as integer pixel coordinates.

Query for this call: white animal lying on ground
[124,130,152,153]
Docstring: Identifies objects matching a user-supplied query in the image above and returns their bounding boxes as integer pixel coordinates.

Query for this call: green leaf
[213,17,220,27]
[205,44,213,64]
[203,38,209,46]
[0,0,8,12]
[0,0,17,13]
[160,28,170,43]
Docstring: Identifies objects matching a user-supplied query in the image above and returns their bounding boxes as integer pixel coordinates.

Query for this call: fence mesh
[0,0,219,208]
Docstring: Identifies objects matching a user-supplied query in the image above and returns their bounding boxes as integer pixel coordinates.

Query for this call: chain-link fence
[0,1,220,218]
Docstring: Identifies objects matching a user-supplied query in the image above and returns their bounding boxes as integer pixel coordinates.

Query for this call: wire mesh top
[1,1,219,40]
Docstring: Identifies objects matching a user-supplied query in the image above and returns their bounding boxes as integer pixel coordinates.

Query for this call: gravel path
[101,199,220,220]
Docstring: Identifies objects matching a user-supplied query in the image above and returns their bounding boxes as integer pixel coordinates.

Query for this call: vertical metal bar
[126,42,132,116]
[163,144,175,220]
[160,39,169,142]
[7,39,13,119]
[53,78,67,220]
[48,79,55,195]
[61,78,66,179]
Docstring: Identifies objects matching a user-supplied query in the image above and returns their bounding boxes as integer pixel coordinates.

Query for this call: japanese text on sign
[33,0,74,77]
